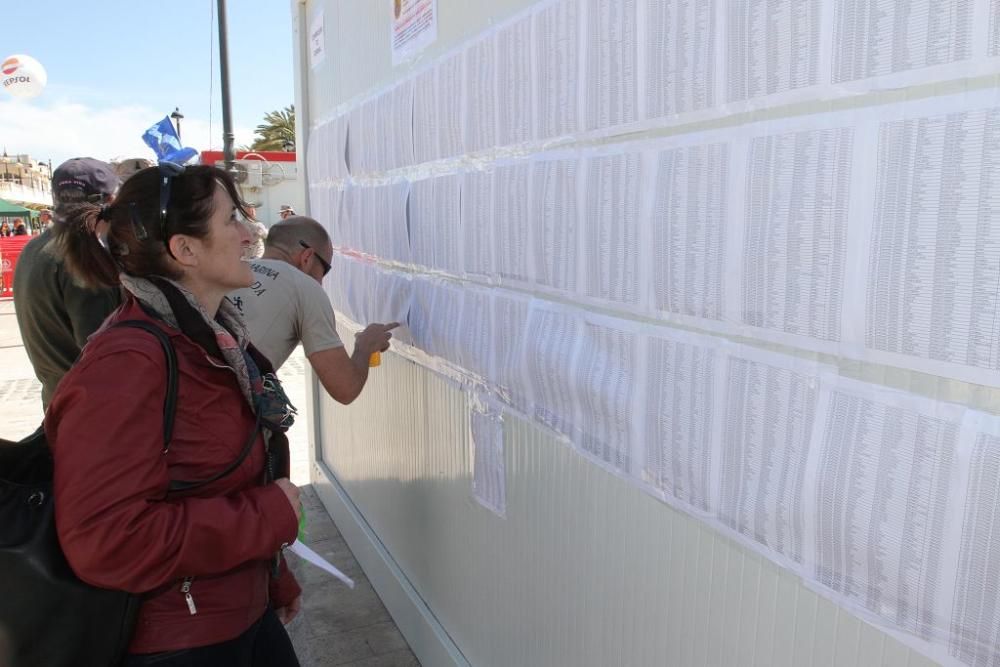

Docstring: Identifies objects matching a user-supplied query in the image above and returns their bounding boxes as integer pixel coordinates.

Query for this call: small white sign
[309,10,326,69]
[391,0,437,65]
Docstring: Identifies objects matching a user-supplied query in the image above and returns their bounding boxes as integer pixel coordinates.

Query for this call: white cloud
[0,97,254,167]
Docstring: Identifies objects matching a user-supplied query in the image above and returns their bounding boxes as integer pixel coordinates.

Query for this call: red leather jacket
[46,298,301,653]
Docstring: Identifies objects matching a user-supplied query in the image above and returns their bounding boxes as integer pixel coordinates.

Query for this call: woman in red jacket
[46,163,303,666]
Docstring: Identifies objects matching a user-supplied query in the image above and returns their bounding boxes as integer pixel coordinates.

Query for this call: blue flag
[142,116,198,165]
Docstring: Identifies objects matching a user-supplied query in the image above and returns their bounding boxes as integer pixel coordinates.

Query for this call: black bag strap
[167,410,261,493]
[110,319,260,494]
[112,320,178,453]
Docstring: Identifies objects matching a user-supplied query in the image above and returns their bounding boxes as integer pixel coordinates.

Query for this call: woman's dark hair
[54,165,249,288]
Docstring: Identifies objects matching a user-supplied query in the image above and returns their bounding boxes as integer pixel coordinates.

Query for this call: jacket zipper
[180,577,197,615]
[264,435,275,483]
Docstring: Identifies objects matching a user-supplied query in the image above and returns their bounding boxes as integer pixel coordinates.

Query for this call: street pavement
[0,298,418,667]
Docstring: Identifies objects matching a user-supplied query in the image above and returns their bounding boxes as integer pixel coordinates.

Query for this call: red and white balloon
[2,55,47,99]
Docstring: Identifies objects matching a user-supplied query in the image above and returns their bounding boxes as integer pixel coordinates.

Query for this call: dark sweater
[13,229,121,408]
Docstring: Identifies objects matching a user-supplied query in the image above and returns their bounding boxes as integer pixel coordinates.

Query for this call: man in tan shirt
[228,216,396,403]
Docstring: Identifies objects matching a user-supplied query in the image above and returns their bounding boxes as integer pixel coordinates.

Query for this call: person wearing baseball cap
[13,157,123,408]
[39,208,53,229]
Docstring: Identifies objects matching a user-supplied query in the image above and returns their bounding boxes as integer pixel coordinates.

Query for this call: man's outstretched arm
[308,323,398,404]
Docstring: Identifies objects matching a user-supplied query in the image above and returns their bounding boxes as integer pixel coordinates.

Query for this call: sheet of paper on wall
[308,10,325,69]
[310,116,348,182]
[409,175,462,274]
[367,96,390,173]
[410,54,463,161]
[406,276,436,354]
[357,181,409,263]
[389,82,416,170]
[584,0,639,132]
[491,291,530,411]
[642,327,727,515]
[391,0,437,66]
[387,180,412,264]
[343,258,376,327]
[409,175,452,271]
[455,286,493,382]
[716,345,836,569]
[494,162,533,286]
[948,410,1000,666]
[411,66,441,164]
[404,178,432,264]
[347,104,372,177]
[532,157,580,297]
[367,83,415,173]
[739,125,854,345]
[469,396,506,517]
[724,0,830,108]
[861,93,1000,388]
[460,169,496,281]
[464,38,498,153]
[324,253,347,316]
[521,302,583,439]
[650,141,730,323]
[338,184,363,253]
[533,0,581,140]
[372,265,413,332]
[353,186,378,257]
[581,151,644,309]
[495,15,534,146]
[320,184,347,248]
[808,375,968,648]
[433,175,463,275]
[570,313,645,477]
[429,281,466,368]
[830,0,993,93]
[402,276,464,368]
[643,0,718,121]
[437,54,464,160]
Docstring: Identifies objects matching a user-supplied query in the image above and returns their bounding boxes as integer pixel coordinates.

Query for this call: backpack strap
[111,318,261,494]
[112,320,178,453]
[166,410,261,493]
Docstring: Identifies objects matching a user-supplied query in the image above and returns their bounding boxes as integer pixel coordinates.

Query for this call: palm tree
[248,105,295,151]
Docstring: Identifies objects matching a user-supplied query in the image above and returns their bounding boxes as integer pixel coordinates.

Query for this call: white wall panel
[293,1,1000,665]
[314,352,937,667]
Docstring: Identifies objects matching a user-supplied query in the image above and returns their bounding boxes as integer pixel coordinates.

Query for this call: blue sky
[0,0,295,166]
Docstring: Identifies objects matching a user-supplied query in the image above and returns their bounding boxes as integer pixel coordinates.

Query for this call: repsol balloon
[2,55,47,99]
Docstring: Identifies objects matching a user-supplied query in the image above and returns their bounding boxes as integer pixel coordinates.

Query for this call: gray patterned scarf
[119,274,257,408]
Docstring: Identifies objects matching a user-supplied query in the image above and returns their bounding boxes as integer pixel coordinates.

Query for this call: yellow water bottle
[369,352,381,367]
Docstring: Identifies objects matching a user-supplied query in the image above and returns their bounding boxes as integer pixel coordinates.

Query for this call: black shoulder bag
[0,320,259,667]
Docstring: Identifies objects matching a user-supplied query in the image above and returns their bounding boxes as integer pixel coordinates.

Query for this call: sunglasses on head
[299,240,331,276]
[129,161,185,244]
[158,161,185,240]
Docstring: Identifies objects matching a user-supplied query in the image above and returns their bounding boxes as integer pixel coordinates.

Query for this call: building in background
[0,153,53,220]
[199,150,302,226]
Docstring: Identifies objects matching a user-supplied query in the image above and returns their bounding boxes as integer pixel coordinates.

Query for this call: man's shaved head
[265,215,331,252]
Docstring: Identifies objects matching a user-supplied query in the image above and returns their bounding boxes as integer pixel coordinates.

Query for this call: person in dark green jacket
[13,158,121,409]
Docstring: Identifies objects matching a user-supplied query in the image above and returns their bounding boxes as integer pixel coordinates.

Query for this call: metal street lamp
[218,0,236,174]
[170,107,185,142]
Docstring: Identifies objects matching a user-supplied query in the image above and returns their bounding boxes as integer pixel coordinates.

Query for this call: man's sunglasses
[299,241,331,276]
